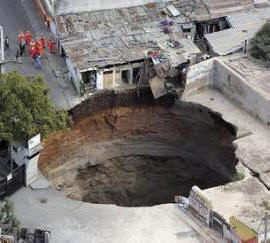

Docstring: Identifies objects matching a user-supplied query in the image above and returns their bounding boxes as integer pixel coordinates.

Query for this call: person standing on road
[36,39,44,56]
[34,55,41,69]
[4,36,9,50]
[18,31,25,45]
[25,31,32,46]
[30,43,37,59]
[29,39,35,55]
[15,50,22,64]
[19,39,26,56]
[21,39,26,55]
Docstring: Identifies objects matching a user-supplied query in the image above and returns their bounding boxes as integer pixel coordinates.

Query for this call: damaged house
[52,2,202,96]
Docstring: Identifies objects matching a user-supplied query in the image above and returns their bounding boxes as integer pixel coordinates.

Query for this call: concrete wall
[182,57,270,125]
[96,71,103,90]
[25,154,39,186]
[10,145,39,186]
[66,57,80,94]
[214,60,270,124]
[183,58,215,98]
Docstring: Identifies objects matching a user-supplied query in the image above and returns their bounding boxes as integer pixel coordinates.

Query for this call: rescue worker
[30,44,37,59]
[25,31,32,46]
[40,35,46,49]
[36,39,44,56]
[29,40,35,55]
[18,31,25,45]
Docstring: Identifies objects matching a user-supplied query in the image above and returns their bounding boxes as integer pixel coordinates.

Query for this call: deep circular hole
[40,101,238,207]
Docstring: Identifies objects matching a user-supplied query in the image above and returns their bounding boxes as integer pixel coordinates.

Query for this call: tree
[0,72,69,143]
[251,22,270,64]
[0,198,20,235]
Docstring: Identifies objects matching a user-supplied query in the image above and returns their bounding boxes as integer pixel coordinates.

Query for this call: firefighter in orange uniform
[29,40,35,55]
[25,31,32,46]
[18,31,25,44]
[30,44,37,59]
[36,39,44,56]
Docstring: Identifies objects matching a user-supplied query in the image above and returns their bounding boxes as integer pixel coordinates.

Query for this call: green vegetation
[251,22,270,64]
[0,198,20,235]
[0,72,69,143]
[231,172,245,182]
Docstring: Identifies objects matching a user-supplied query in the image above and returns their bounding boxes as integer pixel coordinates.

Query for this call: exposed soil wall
[40,92,238,206]
[70,88,175,121]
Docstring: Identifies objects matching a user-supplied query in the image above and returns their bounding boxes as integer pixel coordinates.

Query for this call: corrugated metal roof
[58,4,199,71]
[205,9,266,56]
[226,11,262,28]
[202,0,254,18]
[205,24,263,55]
[167,5,180,17]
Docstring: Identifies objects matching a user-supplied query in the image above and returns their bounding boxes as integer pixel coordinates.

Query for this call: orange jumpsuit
[25,32,32,46]
[31,46,37,58]
[29,40,35,54]
[18,32,25,44]
[36,40,44,56]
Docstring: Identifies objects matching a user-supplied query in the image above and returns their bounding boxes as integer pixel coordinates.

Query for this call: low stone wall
[183,56,270,125]
[214,60,270,125]
[183,58,215,98]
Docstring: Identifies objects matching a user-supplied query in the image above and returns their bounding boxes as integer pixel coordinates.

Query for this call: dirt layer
[39,101,237,207]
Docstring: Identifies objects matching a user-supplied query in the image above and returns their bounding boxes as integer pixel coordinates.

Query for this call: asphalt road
[0,0,34,42]
[0,0,83,109]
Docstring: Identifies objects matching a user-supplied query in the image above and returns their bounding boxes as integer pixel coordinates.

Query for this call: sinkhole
[40,99,238,207]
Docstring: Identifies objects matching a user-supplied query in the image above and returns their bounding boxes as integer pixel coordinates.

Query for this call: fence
[0,165,25,200]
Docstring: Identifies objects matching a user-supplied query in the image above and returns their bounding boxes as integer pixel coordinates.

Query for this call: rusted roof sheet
[58,4,195,71]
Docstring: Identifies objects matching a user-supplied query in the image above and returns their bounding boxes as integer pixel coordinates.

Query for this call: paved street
[0,0,84,109]
[10,187,203,243]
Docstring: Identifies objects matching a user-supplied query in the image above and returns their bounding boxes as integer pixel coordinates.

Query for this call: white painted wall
[66,57,80,94]
[214,60,270,124]
[10,134,42,186]
[183,56,270,125]
[25,154,39,186]
[96,71,103,90]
